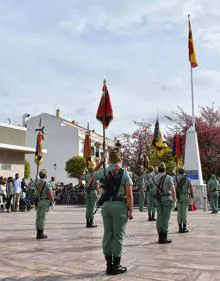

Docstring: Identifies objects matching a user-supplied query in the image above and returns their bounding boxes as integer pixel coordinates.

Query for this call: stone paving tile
[0,206,220,281]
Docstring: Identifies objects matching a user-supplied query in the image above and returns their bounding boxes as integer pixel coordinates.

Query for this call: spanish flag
[96,79,113,129]
[188,16,198,68]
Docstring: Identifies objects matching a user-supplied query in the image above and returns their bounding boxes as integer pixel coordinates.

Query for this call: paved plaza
[0,206,220,281]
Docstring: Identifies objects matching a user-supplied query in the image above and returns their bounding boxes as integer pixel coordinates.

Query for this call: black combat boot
[182,224,189,233]
[163,232,172,244]
[105,255,113,275]
[86,219,90,228]
[89,219,97,228]
[178,224,183,233]
[158,232,164,244]
[36,229,47,240]
[151,213,156,221]
[111,257,127,275]
[148,213,152,221]
[36,229,41,239]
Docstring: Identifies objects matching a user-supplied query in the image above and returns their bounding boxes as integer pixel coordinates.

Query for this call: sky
[0,0,220,139]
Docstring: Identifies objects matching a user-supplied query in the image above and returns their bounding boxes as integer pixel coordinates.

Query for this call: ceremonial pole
[189,14,196,128]
[102,80,106,174]
[35,119,45,180]
[185,15,207,210]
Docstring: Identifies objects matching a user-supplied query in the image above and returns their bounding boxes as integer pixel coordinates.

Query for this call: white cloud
[0,0,220,137]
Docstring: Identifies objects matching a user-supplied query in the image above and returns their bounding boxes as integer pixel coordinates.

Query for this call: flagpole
[190,61,195,128]
[102,80,106,174]
[188,14,196,128]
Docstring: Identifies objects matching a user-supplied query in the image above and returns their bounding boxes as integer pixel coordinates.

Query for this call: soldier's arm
[170,178,176,201]
[124,170,133,220]
[188,181,194,198]
[126,185,133,220]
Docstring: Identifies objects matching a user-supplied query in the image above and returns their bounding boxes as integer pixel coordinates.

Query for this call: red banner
[96,80,113,129]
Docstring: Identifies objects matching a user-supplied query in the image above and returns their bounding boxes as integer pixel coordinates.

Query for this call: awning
[0,143,47,154]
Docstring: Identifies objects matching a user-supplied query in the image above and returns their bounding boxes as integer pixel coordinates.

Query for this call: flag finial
[103,79,106,85]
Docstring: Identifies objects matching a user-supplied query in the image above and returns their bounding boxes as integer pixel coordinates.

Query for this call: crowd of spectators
[0,173,33,212]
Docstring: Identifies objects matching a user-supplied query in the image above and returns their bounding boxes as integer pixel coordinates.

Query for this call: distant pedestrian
[13,173,21,212]
[207,174,219,214]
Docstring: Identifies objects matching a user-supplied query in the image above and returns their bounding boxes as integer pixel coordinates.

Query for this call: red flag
[96,80,113,129]
[84,132,91,161]
[172,134,182,158]
[35,128,44,165]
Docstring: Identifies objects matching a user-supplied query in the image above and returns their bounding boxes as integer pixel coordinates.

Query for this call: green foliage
[24,160,31,179]
[65,156,86,179]
[149,151,176,175]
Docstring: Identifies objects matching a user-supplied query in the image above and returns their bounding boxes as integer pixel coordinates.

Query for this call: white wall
[26,114,79,184]
[0,150,25,178]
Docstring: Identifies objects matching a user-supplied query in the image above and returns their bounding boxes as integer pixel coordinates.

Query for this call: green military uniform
[82,171,99,228]
[50,178,57,203]
[145,171,155,221]
[35,172,53,239]
[96,161,133,275]
[152,162,174,244]
[173,171,192,233]
[207,174,219,214]
[138,176,145,211]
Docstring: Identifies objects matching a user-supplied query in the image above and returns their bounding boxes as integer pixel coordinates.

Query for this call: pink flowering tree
[120,120,153,184]
[170,104,220,181]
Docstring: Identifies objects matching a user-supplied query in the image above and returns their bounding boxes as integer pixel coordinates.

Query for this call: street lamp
[114,138,122,151]
[7,118,12,125]
[94,142,101,158]
[22,113,30,127]
[53,163,57,178]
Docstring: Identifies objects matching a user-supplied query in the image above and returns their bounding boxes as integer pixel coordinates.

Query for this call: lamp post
[53,163,57,178]
[22,113,30,127]
[114,138,122,151]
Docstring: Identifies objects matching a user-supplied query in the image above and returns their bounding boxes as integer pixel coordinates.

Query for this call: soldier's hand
[128,210,133,220]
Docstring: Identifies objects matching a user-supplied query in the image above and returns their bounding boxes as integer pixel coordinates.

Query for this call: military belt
[108,196,127,203]
[161,193,171,196]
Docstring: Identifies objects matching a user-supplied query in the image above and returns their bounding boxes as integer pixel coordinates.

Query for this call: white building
[25,110,114,184]
[0,122,35,178]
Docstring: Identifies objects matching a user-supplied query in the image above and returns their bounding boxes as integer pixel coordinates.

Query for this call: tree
[24,160,31,179]
[172,105,220,181]
[120,120,175,184]
[65,156,86,179]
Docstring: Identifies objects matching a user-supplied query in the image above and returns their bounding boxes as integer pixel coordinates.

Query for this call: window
[1,163,12,170]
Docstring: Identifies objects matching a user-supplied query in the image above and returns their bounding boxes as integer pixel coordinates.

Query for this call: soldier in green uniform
[145,166,156,221]
[151,162,176,244]
[82,160,103,228]
[138,171,145,212]
[207,174,219,214]
[49,176,57,203]
[35,169,54,239]
[173,167,193,233]
[96,148,133,275]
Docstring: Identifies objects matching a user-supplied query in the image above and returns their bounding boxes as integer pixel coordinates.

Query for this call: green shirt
[35,179,52,199]
[151,172,174,194]
[96,164,133,196]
